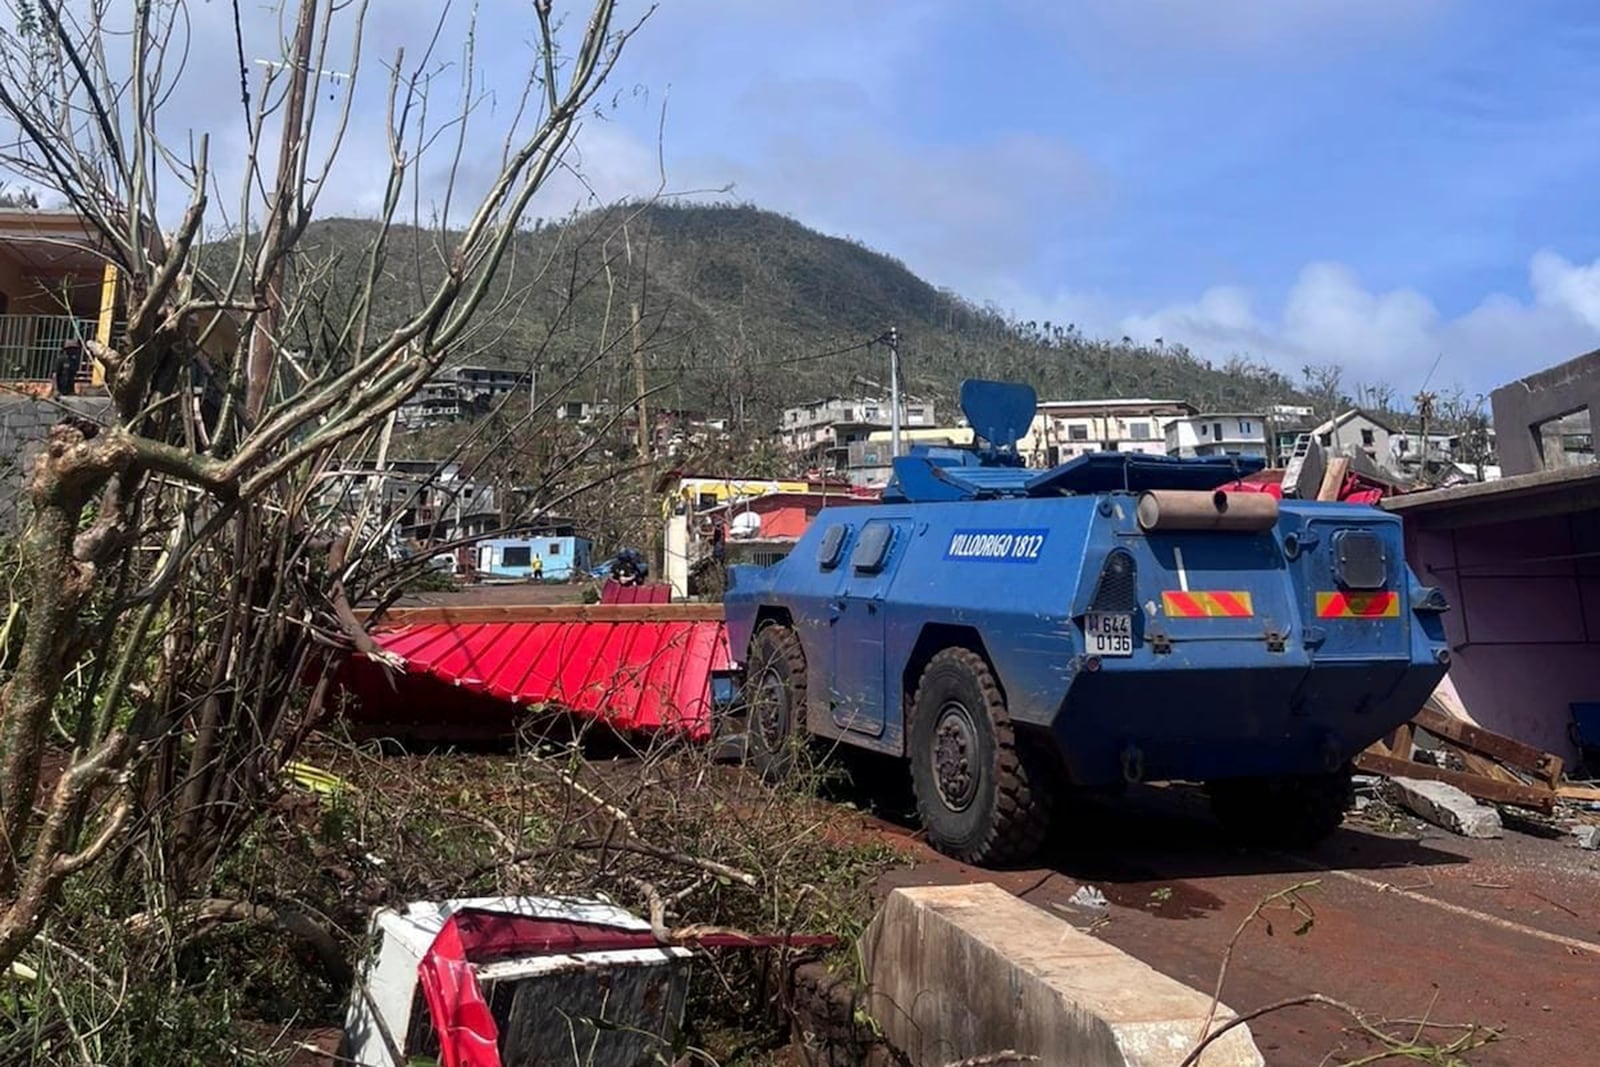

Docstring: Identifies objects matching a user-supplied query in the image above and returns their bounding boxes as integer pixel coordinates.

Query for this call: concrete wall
[1408,511,1600,763]
[1491,348,1600,476]
[0,395,113,532]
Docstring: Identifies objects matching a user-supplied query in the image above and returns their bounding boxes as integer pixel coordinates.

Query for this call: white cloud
[1530,250,1600,330]
[1021,251,1600,393]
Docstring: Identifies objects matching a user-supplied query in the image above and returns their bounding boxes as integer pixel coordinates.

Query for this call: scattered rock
[1573,824,1600,850]
[1388,777,1503,838]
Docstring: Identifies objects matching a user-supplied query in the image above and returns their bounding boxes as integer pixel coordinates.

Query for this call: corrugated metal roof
[369,618,730,738]
[600,581,671,605]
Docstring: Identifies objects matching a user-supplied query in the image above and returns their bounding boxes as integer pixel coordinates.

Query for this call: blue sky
[30,0,1600,398]
[573,0,1600,396]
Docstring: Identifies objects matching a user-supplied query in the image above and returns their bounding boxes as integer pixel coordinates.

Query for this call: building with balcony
[0,208,123,389]
[777,396,936,471]
[1021,398,1194,466]
[1165,413,1269,458]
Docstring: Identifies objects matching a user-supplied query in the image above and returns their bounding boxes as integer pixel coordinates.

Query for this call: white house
[1313,409,1397,464]
[1022,398,1195,466]
[1165,413,1268,458]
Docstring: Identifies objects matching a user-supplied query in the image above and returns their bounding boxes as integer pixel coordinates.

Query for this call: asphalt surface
[848,779,1600,1066]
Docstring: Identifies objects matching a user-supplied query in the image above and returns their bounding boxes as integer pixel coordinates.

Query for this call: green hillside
[297,202,1304,426]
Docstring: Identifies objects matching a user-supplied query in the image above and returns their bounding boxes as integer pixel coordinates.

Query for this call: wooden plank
[1448,746,1528,787]
[1387,723,1415,763]
[1412,706,1564,786]
[363,602,726,627]
[1354,751,1556,813]
[1316,456,1351,501]
[1557,783,1600,802]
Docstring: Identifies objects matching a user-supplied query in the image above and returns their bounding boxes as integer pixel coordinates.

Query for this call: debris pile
[1354,684,1600,841]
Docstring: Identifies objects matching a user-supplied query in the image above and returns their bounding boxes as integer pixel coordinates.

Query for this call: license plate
[1085,612,1133,657]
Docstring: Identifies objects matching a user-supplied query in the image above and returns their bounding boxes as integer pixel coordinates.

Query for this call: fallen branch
[1177,993,1500,1067]
[125,897,351,986]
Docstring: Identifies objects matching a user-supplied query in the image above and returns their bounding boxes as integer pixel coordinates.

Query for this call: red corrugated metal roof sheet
[600,581,671,605]
[364,618,730,739]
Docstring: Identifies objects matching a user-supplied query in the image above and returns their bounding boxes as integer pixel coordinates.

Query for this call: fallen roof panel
[358,617,732,739]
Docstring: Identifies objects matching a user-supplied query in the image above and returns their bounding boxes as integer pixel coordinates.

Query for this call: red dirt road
[855,784,1600,1065]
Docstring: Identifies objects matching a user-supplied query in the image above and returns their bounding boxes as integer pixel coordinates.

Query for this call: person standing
[531,551,544,581]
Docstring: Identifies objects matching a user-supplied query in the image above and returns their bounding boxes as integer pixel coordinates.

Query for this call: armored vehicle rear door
[828,518,909,737]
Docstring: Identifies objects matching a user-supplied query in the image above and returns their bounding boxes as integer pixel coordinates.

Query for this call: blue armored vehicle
[723,380,1450,865]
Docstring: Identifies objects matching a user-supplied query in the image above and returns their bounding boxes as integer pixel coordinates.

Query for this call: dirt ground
[831,774,1600,1066]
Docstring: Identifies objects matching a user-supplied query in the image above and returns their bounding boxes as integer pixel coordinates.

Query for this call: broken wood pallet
[1354,751,1556,813]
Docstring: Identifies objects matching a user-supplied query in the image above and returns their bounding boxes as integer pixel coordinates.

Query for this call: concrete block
[862,883,1263,1067]
[1574,824,1600,850]
[1390,777,1502,838]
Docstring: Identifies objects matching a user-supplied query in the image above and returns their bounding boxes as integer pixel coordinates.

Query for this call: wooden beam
[364,602,726,627]
[1557,783,1600,803]
[1355,751,1556,813]
[1316,456,1351,501]
[1412,706,1564,787]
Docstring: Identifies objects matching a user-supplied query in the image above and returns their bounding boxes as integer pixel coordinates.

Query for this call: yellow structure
[658,472,816,597]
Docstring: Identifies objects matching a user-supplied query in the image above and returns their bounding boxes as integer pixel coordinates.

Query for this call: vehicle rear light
[1332,529,1386,590]
[1090,549,1138,613]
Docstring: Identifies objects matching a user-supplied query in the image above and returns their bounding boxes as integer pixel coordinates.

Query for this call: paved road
[851,781,1600,1065]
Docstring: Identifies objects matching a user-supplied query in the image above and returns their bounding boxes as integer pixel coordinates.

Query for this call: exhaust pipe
[1136,489,1278,533]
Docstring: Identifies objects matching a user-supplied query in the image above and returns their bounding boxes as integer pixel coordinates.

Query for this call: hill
[296,203,1305,427]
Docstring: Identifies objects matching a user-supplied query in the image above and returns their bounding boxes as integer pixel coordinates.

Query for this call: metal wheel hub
[932,702,979,811]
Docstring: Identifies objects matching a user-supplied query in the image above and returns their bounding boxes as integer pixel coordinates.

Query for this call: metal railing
[0,314,113,381]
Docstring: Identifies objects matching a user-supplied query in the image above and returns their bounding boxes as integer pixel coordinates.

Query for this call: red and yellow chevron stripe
[1161,590,1254,618]
[1316,591,1399,618]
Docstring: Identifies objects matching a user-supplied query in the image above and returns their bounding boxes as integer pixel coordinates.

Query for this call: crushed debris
[1066,885,1109,910]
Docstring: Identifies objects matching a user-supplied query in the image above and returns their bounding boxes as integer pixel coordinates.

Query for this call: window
[1361,428,1375,447]
[816,524,849,569]
[1068,425,1089,441]
[1199,423,1210,437]
[501,545,531,568]
[1212,422,1223,439]
[1319,433,1332,447]
[851,523,895,573]
[548,542,563,556]
[1130,423,1151,440]
[1239,420,1254,434]
[697,493,719,510]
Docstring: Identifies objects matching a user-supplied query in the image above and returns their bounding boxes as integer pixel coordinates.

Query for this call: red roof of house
[353,616,730,739]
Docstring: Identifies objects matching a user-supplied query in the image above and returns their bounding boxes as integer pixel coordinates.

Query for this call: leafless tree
[0,0,647,973]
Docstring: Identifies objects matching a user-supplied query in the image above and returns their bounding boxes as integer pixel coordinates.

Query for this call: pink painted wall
[1407,513,1600,764]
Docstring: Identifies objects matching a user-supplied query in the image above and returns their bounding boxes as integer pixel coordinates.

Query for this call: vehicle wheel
[908,648,1051,866]
[742,624,807,782]
[1208,767,1353,846]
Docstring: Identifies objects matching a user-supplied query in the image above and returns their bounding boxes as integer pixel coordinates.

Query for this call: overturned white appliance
[343,895,693,1067]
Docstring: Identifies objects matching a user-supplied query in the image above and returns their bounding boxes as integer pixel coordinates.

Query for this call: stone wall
[0,395,113,531]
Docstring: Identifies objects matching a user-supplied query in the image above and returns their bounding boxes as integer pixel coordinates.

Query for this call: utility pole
[883,326,902,458]
[632,302,648,458]
[246,0,317,421]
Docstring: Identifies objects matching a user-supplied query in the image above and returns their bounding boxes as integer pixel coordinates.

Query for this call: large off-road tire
[742,624,808,783]
[908,648,1052,866]
[1208,767,1353,846]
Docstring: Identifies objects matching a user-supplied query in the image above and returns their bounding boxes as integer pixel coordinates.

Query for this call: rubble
[1573,825,1600,851]
[1388,777,1503,838]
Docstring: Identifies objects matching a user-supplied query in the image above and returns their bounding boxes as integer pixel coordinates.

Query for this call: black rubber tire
[1208,767,1354,846]
[742,624,808,783]
[908,647,1052,866]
